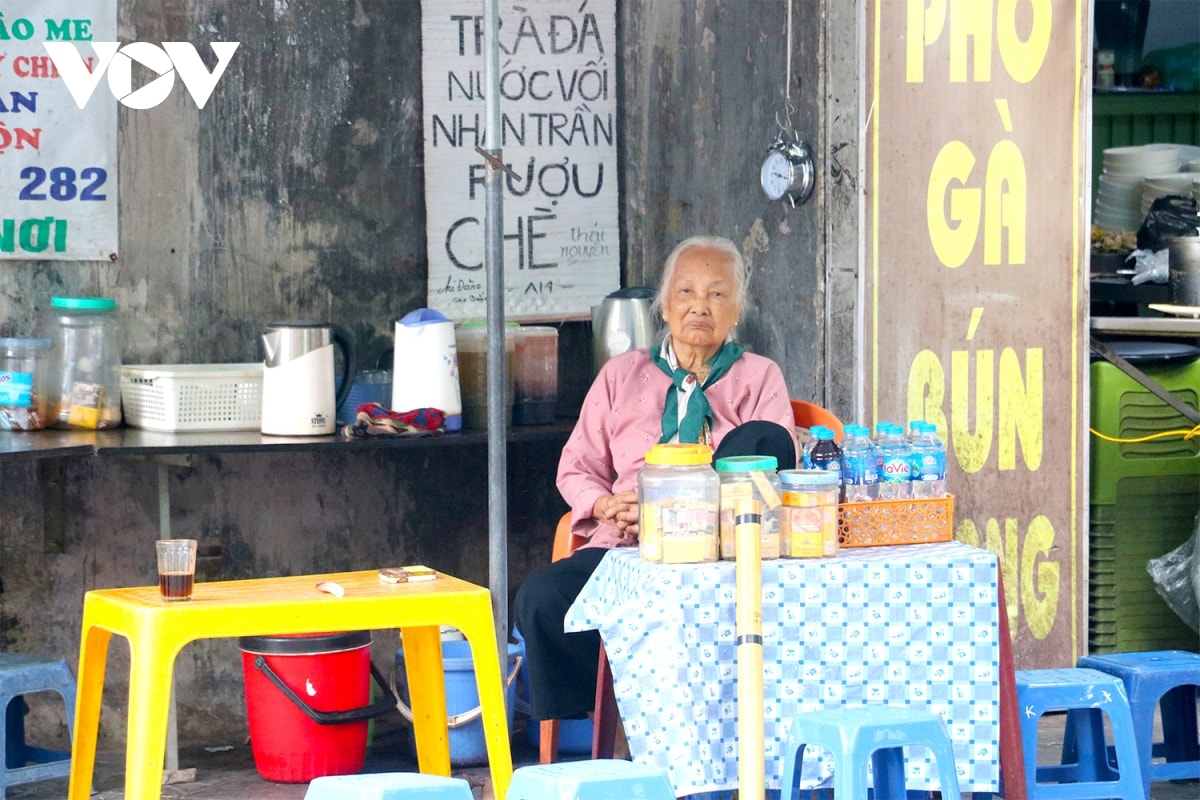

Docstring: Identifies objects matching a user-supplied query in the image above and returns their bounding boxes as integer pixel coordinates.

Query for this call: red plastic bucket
[240,631,390,783]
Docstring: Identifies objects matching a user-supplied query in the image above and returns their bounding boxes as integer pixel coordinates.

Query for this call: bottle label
[810,454,842,479]
[841,452,878,485]
[0,371,33,406]
[914,451,946,481]
[879,455,910,483]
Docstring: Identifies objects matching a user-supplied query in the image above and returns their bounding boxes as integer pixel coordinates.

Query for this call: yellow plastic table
[67,570,513,800]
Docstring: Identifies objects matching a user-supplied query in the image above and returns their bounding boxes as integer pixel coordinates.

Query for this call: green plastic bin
[1089,357,1200,653]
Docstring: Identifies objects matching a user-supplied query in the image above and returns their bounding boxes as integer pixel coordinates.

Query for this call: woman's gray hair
[651,235,748,319]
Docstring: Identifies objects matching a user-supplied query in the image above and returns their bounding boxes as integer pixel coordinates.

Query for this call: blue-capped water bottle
[875,422,912,499]
[802,424,827,469]
[908,420,947,498]
[808,426,842,483]
[839,424,879,502]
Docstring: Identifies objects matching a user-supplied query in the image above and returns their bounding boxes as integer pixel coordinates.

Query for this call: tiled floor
[7,712,1199,799]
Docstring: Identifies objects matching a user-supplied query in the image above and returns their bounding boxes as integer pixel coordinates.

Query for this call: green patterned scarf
[652,340,745,444]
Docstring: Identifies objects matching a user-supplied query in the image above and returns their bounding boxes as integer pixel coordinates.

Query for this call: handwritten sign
[420,0,619,321]
[863,3,1087,667]
[0,0,117,261]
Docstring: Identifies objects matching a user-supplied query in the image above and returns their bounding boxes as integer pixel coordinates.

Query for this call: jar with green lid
[715,455,782,560]
[637,443,719,564]
[0,337,51,430]
[46,296,122,429]
[778,468,841,558]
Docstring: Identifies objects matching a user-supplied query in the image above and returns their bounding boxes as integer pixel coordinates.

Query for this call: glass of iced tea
[156,539,197,601]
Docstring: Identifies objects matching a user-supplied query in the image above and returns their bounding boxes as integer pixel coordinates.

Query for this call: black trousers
[512,420,796,721]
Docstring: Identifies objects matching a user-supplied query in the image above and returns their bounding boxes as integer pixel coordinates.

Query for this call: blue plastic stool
[304,772,473,799]
[778,705,963,800]
[0,654,78,799]
[1011,668,1144,799]
[1076,650,1200,799]
[507,759,675,800]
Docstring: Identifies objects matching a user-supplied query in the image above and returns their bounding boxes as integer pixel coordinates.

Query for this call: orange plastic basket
[837,494,955,547]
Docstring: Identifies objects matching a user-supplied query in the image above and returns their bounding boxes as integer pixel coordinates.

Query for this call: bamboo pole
[734,497,765,800]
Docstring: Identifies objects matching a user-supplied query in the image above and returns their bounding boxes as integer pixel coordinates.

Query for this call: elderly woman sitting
[513,234,796,731]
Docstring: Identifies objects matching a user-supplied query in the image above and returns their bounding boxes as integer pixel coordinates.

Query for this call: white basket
[120,364,263,432]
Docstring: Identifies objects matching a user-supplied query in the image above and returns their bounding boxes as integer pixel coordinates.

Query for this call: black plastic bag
[1137,195,1200,251]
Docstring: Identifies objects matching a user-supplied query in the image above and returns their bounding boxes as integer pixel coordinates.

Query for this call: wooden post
[734,498,765,800]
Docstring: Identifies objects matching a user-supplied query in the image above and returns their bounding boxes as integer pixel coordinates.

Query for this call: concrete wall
[0,0,826,746]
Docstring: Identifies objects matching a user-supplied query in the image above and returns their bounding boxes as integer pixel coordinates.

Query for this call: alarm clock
[760,134,815,207]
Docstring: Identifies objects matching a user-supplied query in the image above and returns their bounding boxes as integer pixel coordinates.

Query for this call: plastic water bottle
[802,424,827,469]
[839,424,879,502]
[875,422,912,499]
[908,420,947,498]
[808,426,843,483]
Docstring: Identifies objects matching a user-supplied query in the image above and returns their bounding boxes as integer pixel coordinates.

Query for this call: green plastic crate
[1089,359,1200,653]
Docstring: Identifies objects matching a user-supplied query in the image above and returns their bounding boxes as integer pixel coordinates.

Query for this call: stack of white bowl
[1142,172,1200,216]
[1095,144,1180,232]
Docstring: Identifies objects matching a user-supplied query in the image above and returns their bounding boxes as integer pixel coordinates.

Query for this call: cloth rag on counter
[340,402,445,439]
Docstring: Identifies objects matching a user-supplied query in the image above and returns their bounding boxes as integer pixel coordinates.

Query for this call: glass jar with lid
[46,296,123,429]
[638,443,719,564]
[0,337,52,430]
[715,455,782,560]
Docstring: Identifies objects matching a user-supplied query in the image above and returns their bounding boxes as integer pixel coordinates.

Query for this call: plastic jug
[391,309,462,431]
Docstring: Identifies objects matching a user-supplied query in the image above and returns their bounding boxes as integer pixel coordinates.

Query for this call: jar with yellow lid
[637,443,719,564]
[778,468,841,558]
[715,455,782,559]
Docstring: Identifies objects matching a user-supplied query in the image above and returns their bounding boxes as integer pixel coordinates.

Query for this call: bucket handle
[252,656,398,725]
[390,654,522,730]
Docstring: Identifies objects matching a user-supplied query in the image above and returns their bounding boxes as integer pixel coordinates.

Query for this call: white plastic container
[121,364,263,432]
[638,443,719,564]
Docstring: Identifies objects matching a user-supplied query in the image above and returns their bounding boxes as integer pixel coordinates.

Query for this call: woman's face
[662,245,740,356]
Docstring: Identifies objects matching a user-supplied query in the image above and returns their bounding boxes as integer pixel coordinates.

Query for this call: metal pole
[482,0,509,670]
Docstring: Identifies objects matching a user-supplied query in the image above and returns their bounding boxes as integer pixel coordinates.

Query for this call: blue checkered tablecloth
[564,541,1001,796]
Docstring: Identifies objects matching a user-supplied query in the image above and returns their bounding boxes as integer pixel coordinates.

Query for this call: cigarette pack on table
[378,566,436,584]
[837,494,954,547]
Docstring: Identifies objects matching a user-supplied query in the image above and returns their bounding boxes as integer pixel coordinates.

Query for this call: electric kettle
[390,308,463,431]
[260,321,356,436]
[591,286,657,375]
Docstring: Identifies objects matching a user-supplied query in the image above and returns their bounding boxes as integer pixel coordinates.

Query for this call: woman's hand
[592,490,640,539]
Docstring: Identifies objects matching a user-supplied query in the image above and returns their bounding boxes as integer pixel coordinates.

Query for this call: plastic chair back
[790,399,845,443]
[551,512,586,562]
